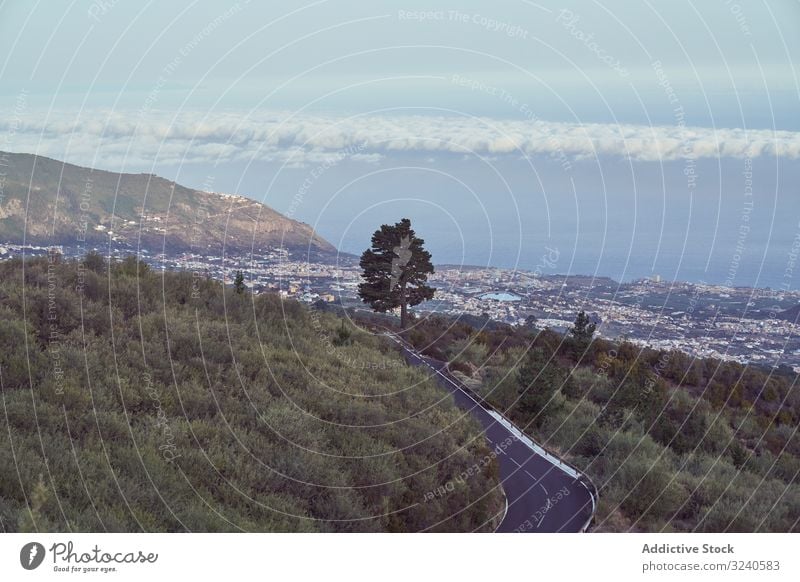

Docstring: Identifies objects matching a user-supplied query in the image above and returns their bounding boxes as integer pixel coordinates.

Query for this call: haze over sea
[176,152,800,290]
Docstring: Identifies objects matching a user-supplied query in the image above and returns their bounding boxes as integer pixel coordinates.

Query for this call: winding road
[389,334,597,533]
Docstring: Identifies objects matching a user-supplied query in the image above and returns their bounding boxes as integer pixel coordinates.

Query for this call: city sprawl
[5,242,800,372]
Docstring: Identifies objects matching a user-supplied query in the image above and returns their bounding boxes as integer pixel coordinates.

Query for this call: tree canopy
[570,310,596,348]
[233,270,245,294]
[358,218,434,328]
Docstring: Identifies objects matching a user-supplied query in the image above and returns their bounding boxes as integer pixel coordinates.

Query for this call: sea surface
[165,154,800,291]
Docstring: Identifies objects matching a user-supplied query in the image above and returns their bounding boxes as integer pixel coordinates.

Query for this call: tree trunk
[400,282,407,329]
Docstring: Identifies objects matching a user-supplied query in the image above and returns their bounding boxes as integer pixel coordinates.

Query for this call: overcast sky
[1,0,798,126]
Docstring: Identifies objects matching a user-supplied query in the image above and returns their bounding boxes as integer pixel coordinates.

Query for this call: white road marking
[389,333,598,531]
[393,334,580,479]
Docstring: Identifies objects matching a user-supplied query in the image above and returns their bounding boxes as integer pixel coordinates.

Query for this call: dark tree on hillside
[570,310,596,344]
[83,251,106,274]
[233,270,246,294]
[516,347,566,426]
[358,218,434,329]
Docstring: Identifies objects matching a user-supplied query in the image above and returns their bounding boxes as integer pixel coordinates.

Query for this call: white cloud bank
[2,109,799,169]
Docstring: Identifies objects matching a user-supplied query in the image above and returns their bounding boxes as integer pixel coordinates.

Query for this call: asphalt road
[390,336,596,533]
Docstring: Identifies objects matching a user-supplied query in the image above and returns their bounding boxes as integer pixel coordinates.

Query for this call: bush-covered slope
[0,255,502,532]
[402,314,800,532]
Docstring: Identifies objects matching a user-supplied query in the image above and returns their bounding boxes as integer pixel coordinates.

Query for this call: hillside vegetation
[0,254,502,532]
[402,314,800,532]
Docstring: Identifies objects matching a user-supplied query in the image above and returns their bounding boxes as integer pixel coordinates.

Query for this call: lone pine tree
[570,310,596,343]
[358,218,434,329]
[233,270,246,294]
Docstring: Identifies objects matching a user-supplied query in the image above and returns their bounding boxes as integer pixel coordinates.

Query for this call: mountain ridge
[0,150,336,258]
